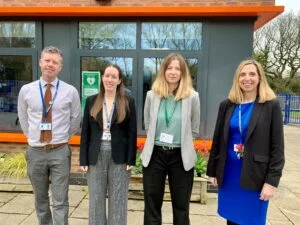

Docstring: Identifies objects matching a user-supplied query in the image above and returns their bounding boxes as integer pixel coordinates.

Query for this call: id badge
[159,132,173,144]
[39,122,52,131]
[102,131,111,141]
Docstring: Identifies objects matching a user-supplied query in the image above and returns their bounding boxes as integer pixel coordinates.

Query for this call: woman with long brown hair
[80,64,137,225]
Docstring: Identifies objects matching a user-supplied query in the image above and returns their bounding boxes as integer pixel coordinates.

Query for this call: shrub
[0,153,27,179]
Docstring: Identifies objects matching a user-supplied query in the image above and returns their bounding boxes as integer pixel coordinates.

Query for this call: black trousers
[143,145,194,225]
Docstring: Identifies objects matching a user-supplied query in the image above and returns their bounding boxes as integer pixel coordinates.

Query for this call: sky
[276,0,300,13]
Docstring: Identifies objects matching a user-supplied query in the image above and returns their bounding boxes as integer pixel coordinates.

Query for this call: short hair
[41,46,63,64]
[228,59,276,103]
[151,52,194,100]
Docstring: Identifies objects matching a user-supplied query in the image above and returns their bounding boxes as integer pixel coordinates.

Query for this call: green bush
[194,152,207,176]
[0,153,27,179]
[132,151,142,175]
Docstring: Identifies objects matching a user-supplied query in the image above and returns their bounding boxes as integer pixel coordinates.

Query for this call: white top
[18,77,81,146]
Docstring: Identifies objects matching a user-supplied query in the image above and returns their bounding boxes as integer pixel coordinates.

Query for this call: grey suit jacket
[141,90,200,171]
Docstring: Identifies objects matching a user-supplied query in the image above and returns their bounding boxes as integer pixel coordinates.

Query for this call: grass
[0,153,27,179]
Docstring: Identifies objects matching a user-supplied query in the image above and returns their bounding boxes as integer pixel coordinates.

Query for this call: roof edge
[0,6,284,30]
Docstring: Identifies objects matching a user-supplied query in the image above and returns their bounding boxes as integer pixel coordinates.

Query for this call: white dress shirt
[18,77,81,146]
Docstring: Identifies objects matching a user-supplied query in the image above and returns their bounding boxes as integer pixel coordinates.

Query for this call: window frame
[0,21,41,132]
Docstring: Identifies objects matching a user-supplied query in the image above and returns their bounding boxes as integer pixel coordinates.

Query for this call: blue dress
[218,102,269,225]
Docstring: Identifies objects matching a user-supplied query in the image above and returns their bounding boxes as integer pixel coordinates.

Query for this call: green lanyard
[164,98,178,127]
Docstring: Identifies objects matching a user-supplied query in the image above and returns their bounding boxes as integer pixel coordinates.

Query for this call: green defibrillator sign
[81,71,101,114]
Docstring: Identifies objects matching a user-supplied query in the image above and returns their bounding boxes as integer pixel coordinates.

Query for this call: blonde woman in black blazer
[80,64,137,225]
[207,59,284,225]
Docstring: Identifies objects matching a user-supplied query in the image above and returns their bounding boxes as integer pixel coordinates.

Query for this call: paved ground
[0,125,299,225]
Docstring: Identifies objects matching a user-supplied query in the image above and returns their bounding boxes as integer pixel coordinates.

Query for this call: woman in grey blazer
[141,53,200,225]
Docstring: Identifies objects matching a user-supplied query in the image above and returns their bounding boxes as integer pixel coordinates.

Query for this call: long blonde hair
[90,64,129,123]
[228,59,276,103]
[152,53,194,100]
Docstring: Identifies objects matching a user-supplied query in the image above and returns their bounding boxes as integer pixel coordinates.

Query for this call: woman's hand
[209,177,218,187]
[80,166,88,173]
[126,165,133,171]
[260,183,276,201]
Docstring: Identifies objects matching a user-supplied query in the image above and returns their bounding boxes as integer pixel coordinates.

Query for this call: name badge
[102,131,111,141]
[159,132,173,144]
[39,122,52,131]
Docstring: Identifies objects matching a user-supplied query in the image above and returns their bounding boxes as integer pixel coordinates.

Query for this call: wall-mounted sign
[81,71,101,114]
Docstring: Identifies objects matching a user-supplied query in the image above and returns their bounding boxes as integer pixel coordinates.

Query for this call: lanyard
[238,104,243,144]
[103,98,115,129]
[39,80,60,119]
[164,98,178,127]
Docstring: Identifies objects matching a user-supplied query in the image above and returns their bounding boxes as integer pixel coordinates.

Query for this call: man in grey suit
[18,46,81,225]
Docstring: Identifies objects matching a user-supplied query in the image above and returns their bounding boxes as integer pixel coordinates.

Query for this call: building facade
[0,1,283,172]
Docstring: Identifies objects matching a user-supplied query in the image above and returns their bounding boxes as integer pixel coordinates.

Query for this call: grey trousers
[26,144,71,225]
[87,141,130,225]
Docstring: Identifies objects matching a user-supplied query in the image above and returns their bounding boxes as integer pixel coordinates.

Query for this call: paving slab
[269,221,294,225]
[127,211,144,225]
[0,193,34,214]
[0,213,28,225]
[68,190,88,207]
[268,202,289,221]
[0,192,17,203]
[281,209,300,225]
[70,198,88,218]
[19,212,38,225]
[190,214,225,224]
[69,218,88,225]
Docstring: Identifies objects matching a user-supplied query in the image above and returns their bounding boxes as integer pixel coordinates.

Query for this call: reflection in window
[0,22,35,48]
[142,23,202,50]
[0,56,32,131]
[79,22,136,50]
[81,57,133,92]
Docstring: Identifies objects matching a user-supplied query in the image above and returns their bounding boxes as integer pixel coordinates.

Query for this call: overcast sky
[276,0,300,13]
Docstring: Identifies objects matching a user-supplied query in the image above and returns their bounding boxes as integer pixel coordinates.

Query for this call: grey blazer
[141,90,200,171]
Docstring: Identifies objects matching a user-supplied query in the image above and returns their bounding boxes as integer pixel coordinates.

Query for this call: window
[0,22,35,48]
[141,23,202,50]
[0,56,33,131]
[0,22,36,131]
[77,21,202,133]
[79,22,136,50]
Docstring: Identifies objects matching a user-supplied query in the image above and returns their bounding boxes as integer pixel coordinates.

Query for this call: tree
[253,11,300,93]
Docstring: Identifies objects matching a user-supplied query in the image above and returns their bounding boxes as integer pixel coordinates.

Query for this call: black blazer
[207,98,285,190]
[80,94,137,166]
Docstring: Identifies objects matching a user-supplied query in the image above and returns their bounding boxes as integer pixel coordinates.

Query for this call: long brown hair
[90,64,129,123]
